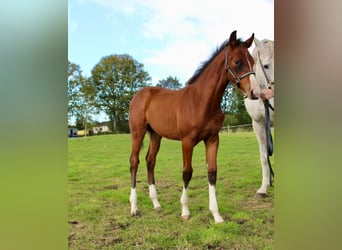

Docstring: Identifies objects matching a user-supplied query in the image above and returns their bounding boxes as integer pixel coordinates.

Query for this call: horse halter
[225,47,255,88]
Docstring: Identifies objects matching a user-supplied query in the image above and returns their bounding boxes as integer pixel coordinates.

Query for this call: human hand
[259,88,274,100]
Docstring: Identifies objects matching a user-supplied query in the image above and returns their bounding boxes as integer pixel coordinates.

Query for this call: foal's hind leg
[129,129,146,216]
[146,131,162,210]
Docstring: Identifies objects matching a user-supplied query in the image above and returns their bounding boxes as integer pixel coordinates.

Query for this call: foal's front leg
[180,140,194,220]
[205,135,224,224]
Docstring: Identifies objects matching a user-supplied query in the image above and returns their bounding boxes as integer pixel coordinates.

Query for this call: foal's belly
[147,115,180,140]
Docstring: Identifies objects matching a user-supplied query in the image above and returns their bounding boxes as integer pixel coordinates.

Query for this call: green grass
[68,132,274,249]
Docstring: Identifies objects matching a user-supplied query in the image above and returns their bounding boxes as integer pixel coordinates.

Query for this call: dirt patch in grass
[103,184,120,190]
[94,236,123,247]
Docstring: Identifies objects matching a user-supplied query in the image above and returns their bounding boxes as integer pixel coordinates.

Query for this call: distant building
[92,121,111,135]
[68,127,78,137]
[68,121,111,137]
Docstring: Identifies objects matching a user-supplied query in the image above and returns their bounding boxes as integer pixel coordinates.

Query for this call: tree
[156,75,182,89]
[91,54,151,133]
[78,77,97,134]
[221,85,230,114]
[68,60,82,122]
[68,61,97,134]
[222,85,251,126]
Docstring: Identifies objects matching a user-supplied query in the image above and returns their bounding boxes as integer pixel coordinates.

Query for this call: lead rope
[264,99,274,186]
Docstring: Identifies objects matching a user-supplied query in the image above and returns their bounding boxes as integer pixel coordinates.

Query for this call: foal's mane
[187,38,243,85]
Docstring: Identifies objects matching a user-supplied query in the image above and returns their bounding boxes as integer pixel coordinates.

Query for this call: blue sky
[68,0,273,86]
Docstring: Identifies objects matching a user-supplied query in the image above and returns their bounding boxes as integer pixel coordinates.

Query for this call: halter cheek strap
[225,48,255,87]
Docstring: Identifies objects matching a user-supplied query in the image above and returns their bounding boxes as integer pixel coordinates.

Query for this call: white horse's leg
[253,120,270,196]
[209,184,224,223]
[130,187,139,215]
[149,184,161,210]
[180,186,190,220]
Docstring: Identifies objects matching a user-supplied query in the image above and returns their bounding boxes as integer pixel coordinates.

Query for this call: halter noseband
[225,47,255,87]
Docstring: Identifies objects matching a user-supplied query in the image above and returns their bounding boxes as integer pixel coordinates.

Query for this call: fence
[220,124,253,133]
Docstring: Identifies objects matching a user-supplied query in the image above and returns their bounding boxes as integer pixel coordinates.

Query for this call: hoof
[154,206,162,212]
[181,215,191,220]
[130,210,140,217]
[213,214,224,224]
[256,192,267,198]
[214,217,224,224]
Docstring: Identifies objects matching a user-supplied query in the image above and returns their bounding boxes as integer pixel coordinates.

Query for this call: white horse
[245,38,274,196]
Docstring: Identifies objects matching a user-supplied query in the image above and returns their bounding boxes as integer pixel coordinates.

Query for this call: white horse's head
[252,38,274,90]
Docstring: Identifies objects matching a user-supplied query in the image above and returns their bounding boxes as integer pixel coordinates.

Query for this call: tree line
[68,54,250,134]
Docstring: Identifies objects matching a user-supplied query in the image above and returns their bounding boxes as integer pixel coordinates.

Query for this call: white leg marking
[130,187,138,216]
[149,184,161,210]
[180,186,190,219]
[209,184,224,223]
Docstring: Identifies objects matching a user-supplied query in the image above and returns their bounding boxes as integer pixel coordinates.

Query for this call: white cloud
[72,0,273,83]
[138,0,273,83]
[83,0,273,43]
[144,39,212,83]
[139,0,273,41]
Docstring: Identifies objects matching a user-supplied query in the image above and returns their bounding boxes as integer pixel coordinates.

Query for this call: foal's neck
[193,50,228,112]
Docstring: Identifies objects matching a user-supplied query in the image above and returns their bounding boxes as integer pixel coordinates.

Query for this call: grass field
[68,132,274,249]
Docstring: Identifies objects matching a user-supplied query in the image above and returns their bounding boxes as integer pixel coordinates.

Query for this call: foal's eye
[234,60,241,66]
[264,64,269,69]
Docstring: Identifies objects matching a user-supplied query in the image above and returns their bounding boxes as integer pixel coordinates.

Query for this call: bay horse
[244,38,274,196]
[129,31,256,223]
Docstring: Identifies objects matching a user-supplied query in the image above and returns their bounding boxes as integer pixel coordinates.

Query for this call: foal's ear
[244,33,254,48]
[229,30,238,47]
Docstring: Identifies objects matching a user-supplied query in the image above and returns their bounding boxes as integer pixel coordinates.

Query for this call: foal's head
[226,31,256,99]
